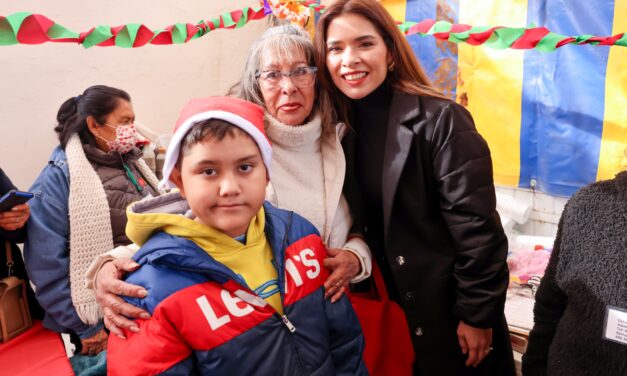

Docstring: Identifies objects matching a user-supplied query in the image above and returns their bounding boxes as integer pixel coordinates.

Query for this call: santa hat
[159,96,271,188]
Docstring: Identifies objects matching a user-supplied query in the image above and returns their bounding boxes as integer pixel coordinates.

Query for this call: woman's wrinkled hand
[80,328,108,356]
[0,203,29,231]
[323,248,361,303]
[95,257,150,338]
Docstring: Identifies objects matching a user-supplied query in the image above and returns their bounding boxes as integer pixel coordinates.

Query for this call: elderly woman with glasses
[89,25,373,337]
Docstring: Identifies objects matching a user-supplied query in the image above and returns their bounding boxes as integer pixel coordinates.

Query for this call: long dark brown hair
[313,0,448,125]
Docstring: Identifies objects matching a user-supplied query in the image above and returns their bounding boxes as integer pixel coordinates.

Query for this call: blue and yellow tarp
[384,0,626,196]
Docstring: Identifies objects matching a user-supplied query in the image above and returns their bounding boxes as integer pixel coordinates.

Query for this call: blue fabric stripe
[405,0,438,81]
[519,0,613,196]
[405,0,459,98]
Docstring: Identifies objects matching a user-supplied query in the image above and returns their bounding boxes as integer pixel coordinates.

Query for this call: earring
[388,61,396,72]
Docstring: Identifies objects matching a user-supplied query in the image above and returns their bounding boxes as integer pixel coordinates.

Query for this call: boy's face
[171,131,269,237]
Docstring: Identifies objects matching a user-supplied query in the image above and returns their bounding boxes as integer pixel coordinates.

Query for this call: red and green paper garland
[398,19,627,51]
[0,5,624,50]
[0,8,266,48]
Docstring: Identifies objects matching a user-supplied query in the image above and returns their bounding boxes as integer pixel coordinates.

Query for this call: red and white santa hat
[159,96,271,188]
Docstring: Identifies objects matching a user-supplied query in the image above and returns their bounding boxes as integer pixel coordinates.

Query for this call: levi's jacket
[107,195,367,376]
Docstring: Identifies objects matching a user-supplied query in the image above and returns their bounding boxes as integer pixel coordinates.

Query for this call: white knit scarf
[66,134,159,325]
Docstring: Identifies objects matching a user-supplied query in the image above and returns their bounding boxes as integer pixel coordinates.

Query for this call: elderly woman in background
[89,25,372,337]
[24,85,161,359]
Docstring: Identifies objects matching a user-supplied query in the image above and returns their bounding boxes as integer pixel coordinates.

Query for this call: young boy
[107,97,367,375]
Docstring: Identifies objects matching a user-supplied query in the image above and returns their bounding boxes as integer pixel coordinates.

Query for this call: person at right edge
[314,0,514,374]
[523,169,627,375]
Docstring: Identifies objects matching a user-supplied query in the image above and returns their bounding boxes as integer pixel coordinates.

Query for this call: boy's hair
[176,119,253,168]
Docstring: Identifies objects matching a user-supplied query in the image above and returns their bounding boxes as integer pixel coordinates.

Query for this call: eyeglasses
[256,66,317,90]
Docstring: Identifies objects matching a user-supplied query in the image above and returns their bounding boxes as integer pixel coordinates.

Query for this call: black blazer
[343,92,514,375]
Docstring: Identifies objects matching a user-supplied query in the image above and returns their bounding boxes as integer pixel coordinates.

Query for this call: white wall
[0,0,267,189]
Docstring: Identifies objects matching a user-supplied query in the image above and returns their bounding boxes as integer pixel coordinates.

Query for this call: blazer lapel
[382,92,421,239]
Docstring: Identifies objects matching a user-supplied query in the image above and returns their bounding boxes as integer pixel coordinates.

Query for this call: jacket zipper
[281,314,296,333]
[275,211,307,375]
[157,212,307,374]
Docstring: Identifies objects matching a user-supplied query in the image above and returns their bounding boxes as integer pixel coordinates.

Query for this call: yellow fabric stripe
[456,1,527,186]
[597,0,627,180]
[381,0,406,22]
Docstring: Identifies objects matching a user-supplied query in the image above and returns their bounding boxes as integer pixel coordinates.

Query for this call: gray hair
[228,25,336,134]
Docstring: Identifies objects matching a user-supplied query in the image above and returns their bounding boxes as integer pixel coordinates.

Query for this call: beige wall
[0,1,267,189]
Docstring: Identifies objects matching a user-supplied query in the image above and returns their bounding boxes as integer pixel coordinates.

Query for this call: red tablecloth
[0,321,73,375]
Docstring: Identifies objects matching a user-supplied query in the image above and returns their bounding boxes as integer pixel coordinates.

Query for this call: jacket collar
[381,91,422,238]
[130,201,291,286]
[389,91,423,125]
[48,146,70,178]
[82,142,142,168]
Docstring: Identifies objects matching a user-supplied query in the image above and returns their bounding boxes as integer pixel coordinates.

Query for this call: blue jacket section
[24,146,103,338]
[120,202,367,376]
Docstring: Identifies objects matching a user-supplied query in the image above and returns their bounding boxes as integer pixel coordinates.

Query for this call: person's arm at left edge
[0,168,28,241]
[430,102,509,367]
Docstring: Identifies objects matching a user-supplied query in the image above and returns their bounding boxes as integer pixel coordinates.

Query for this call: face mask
[101,123,143,154]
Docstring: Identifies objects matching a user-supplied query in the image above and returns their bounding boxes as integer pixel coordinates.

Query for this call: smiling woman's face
[259,49,315,126]
[325,13,391,100]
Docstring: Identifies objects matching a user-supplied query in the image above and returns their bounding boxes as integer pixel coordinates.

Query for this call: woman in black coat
[314,1,514,374]
[0,168,43,320]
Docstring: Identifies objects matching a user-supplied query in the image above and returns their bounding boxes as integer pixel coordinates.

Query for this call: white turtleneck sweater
[265,113,328,237]
[264,113,371,282]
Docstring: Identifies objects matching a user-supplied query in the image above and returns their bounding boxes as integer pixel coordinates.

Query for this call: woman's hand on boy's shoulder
[95,258,151,338]
[323,248,361,303]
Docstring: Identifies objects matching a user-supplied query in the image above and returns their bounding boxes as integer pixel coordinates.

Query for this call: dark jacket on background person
[343,90,514,376]
[522,171,627,376]
[82,143,158,246]
[0,168,44,320]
